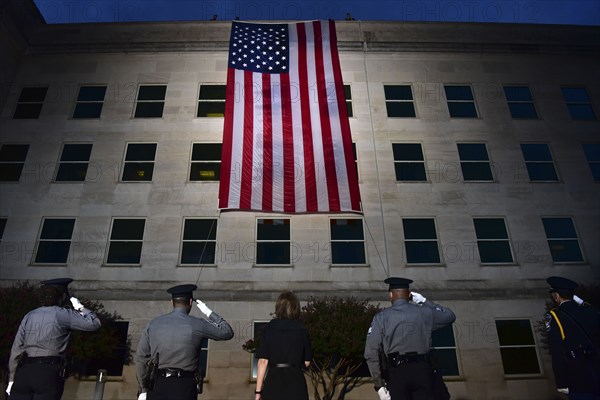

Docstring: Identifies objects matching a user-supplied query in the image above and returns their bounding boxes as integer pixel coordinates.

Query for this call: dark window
[344,85,353,117]
[122,143,157,182]
[198,338,209,381]
[457,143,494,181]
[402,218,440,264]
[72,86,107,118]
[330,218,366,265]
[561,87,596,121]
[542,217,584,263]
[134,85,166,118]
[384,85,416,117]
[34,218,76,264]
[431,325,460,377]
[180,218,218,265]
[0,218,7,243]
[473,218,513,263]
[444,85,478,118]
[495,320,540,375]
[76,321,130,376]
[256,219,290,265]
[106,218,145,265]
[392,143,426,181]
[198,85,226,117]
[190,144,222,181]
[582,143,600,181]
[251,321,269,379]
[0,144,30,182]
[55,144,93,182]
[503,86,538,119]
[520,144,558,181]
[14,87,48,119]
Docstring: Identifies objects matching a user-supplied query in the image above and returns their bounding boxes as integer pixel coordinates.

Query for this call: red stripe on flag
[239,71,254,210]
[280,73,295,212]
[219,67,236,209]
[262,74,273,211]
[296,22,318,212]
[313,21,341,212]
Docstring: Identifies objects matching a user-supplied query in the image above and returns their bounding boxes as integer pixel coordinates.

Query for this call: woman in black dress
[255,291,312,400]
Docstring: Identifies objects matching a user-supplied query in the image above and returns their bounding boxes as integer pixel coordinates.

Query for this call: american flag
[218,20,361,213]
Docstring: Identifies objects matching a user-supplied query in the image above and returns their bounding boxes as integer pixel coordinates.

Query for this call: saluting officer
[545,276,600,399]
[364,277,456,400]
[135,284,234,400]
[6,278,101,400]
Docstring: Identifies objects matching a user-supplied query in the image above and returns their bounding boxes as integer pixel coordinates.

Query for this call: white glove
[195,299,212,317]
[411,292,426,304]
[557,388,569,395]
[573,295,584,305]
[6,381,13,395]
[70,297,84,311]
[138,393,147,400]
[377,386,391,400]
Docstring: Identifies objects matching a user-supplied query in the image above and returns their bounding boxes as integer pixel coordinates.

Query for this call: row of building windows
[11,83,597,121]
[1,142,599,183]
[0,215,585,266]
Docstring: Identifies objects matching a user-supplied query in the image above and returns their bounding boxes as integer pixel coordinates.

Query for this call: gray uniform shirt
[9,305,101,380]
[135,307,234,391]
[364,298,456,387]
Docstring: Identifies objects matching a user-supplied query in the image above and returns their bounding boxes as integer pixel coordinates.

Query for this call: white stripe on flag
[289,23,306,213]
[228,69,246,209]
[271,75,284,212]
[251,72,264,211]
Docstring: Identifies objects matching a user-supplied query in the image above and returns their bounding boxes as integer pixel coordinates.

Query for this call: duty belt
[272,363,299,368]
[158,368,195,378]
[22,356,63,366]
[387,352,430,367]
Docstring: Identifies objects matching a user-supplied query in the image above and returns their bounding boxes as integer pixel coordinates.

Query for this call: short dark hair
[39,285,64,307]
[274,291,301,320]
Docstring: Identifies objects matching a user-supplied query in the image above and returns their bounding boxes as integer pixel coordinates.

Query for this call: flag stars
[228,22,289,73]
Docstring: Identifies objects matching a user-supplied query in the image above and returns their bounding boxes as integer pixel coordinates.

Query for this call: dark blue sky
[33,0,600,25]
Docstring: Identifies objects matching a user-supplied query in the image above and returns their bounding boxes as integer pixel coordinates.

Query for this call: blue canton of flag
[228,22,289,74]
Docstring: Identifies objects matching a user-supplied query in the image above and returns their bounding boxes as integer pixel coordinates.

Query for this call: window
[384,85,416,117]
[14,87,48,119]
[402,218,440,264]
[344,85,353,117]
[198,85,226,117]
[542,217,584,263]
[0,144,30,182]
[77,321,130,377]
[392,143,426,181]
[520,143,558,181]
[134,85,166,118]
[122,143,157,182]
[430,325,460,377]
[503,86,538,119]
[330,218,366,265]
[0,218,6,243]
[55,143,93,182]
[473,218,514,264]
[33,218,76,264]
[180,218,218,265]
[72,85,107,118]
[495,319,541,376]
[190,144,222,181]
[198,338,210,381]
[582,143,600,181]
[250,321,269,379]
[256,219,290,265]
[561,87,596,121]
[106,218,145,265]
[457,143,494,181]
[444,85,478,118]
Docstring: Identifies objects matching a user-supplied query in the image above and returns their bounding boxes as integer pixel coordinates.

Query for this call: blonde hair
[274,291,301,320]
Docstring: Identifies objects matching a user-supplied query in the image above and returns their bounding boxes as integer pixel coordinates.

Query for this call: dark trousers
[11,364,64,400]
[387,361,435,400]
[148,376,197,400]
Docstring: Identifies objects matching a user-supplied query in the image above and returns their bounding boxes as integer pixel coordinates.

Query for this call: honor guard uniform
[6,278,101,400]
[364,277,456,400]
[135,284,234,400]
[545,276,600,398]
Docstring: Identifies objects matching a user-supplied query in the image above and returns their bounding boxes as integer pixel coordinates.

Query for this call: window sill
[252,264,294,268]
[177,264,217,268]
[480,263,520,267]
[405,263,447,267]
[504,374,545,380]
[102,263,142,267]
[329,263,370,268]
[29,263,68,266]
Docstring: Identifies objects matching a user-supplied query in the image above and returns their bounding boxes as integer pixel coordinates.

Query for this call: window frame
[197,84,226,118]
[72,85,107,119]
[541,217,585,264]
[0,217,6,244]
[457,142,495,182]
[472,217,515,265]
[503,85,538,119]
[121,142,158,182]
[582,143,600,182]
[249,321,270,381]
[384,84,416,118]
[179,217,218,266]
[54,143,93,182]
[189,143,222,182]
[32,217,76,265]
[344,84,353,118]
[13,86,48,119]
[444,84,479,118]
[495,318,543,378]
[430,324,461,378]
[561,86,597,121]
[255,218,292,266]
[0,144,30,182]
[402,217,442,265]
[329,217,367,266]
[392,142,427,182]
[105,217,146,266]
[133,84,167,118]
[520,143,559,182]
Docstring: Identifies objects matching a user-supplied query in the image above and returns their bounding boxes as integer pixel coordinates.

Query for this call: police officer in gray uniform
[135,284,234,400]
[364,277,456,400]
[6,278,101,400]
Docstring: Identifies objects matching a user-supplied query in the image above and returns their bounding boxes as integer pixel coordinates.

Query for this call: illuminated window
[190,143,221,181]
[198,85,226,117]
[122,143,157,182]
